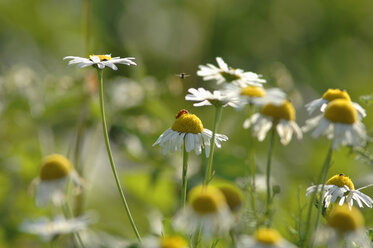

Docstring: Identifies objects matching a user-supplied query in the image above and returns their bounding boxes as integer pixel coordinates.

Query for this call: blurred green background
[0,0,373,247]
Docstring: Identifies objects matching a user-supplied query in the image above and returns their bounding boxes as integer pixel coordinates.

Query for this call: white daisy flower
[63,54,136,70]
[244,100,302,145]
[185,87,240,108]
[302,98,366,149]
[33,154,82,207]
[224,84,286,108]
[153,110,228,157]
[305,88,366,118]
[197,57,266,87]
[314,205,371,248]
[20,215,90,241]
[306,174,373,209]
[141,235,189,248]
[173,185,233,238]
[238,228,297,248]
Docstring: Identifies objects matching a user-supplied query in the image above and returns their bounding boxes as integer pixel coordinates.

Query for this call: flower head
[34,154,81,207]
[216,184,243,212]
[244,100,302,145]
[20,215,90,241]
[142,235,189,248]
[185,87,239,108]
[173,185,232,237]
[302,99,366,149]
[306,174,373,209]
[197,57,265,87]
[238,228,297,248]
[305,88,366,118]
[153,110,228,157]
[63,54,136,70]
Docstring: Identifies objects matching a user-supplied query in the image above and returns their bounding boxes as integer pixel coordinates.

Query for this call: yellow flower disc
[171,110,204,134]
[220,70,241,82]
[322,89,351,102]
[324,99,357,124]
[326,174,355,190]
[254,228,282,244]
[327,205,364,232]
[240,86,266,98]
[160,236,188,248]
[189,185,226,215]
[40,154,72,181]
[217,185,243,212]
[260,100,295,121]
[89,54,112,61]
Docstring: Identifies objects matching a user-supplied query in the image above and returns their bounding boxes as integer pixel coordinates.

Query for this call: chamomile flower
[302,99,366,149]
[142,235,189,248]
[185,87,240,108]
[238,228,297,248]
[20,215,90,241]
[153,110,228,157]
[63,54,136,70]
[216,184,243,213]
[224,84,286,108]
[244,100,302,145]
[197,57,265,87]
[33,154,82,207]
[314,205,371,248]
[306,174,373,209]
[305,88,366,118]
[173,185,232,237]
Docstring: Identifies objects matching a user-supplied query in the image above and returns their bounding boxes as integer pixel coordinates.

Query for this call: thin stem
[181,138,189,207]
[97,70,142,242]
[265,127,276,225]
[300,144,333,247]
[204,105,223,185]
[229,229,237,248]
[62,203,86,248]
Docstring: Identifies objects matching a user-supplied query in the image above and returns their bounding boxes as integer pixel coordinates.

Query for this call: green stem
[97,70,142,242]
[265,127,276,225]
[204,105,223,185]
[229,229,237,248]
[300,144,333,247]
[62,204,86,248]
[181,138,189,207]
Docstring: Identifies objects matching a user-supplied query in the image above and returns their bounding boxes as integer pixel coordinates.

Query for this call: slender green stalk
[181,138,189,207]
[265,127,276,224]
[193,225,202,248]
[229,229,237,248]
[204,105,223,185]
[97,70,142,242]
[62,203,86,248]
[300,144,333,247]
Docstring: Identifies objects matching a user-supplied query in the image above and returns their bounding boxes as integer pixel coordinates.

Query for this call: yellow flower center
[89,54,112,61]
[327,205,364,232]
[217,185,243,212]
[240,86,266,98]
[220,70,241,82]
[324,99,357,124]
[171,110,204,134]
[260,100,295,121]
[189,186,226,215]
[40,154,72,181]
[326,174,355,190]
[254,228,282,244]
[322,89,351,102]
[160,236,188,248]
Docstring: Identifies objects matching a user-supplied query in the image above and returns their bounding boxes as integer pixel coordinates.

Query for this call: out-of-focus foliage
[0,0,373,247]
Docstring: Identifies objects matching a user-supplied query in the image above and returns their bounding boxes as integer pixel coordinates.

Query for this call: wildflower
[197,57,265,86]
[244,100,302,145]
[216,184,243,212]
[20,215,90,241]
[238,228,297,248]
[142,235,189,248]
[305,88,366,118]
[302,99,366,149]
[153,110,228,157]
[314,205,371,248]
[173,185,232,237]
[306,174,373,209]
[63,54,136,70]
[34,154,81,207]
[185,87,239,108]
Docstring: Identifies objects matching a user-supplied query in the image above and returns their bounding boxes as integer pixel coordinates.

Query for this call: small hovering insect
[175,73,190,79]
